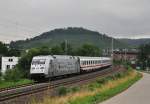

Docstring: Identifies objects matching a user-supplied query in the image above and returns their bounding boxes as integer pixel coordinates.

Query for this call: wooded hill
[10,27,129,49]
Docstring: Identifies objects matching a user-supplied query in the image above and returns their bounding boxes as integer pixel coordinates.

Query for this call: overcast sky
[0,0,150,43]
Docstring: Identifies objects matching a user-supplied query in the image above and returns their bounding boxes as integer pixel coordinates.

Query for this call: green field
[0,79,34,89]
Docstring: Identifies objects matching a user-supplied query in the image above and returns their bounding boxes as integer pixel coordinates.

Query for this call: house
[1,57,20,74]
[113,51,138,61]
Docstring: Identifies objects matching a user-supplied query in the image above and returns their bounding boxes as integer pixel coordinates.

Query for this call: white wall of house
[1,57,19,74]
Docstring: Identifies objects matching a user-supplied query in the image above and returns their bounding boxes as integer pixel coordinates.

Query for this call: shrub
[71,87,80,93]
[0,77,2,83]
[88,82,100,91]
[3,68,24,82]
[96,78,107,84]
[58,86,68,96]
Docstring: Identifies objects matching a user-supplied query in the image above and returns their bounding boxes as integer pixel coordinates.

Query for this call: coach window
[84,61,85,65]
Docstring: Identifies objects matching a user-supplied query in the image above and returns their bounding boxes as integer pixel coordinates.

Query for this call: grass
[0,79,34,89]
[32,69,142,104]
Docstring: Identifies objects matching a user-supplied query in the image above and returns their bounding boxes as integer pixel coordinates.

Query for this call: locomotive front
[30,56,51,80]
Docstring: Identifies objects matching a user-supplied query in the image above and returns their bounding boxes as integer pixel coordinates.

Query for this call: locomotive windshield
[32,59,46,65]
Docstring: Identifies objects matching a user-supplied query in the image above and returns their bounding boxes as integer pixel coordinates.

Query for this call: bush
[58,86,68,96]
[0,77,2,83]
[3,68,24,82]
[96,78,107,84]
[70,86,80,93]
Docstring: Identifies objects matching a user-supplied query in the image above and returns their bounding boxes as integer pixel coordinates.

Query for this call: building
[1,57,20,74]
[113,51,138,61]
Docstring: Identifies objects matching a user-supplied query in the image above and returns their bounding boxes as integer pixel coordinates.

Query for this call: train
[30,55,112,80]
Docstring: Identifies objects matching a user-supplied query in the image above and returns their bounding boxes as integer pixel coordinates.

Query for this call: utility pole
[111,38,114,67]
[125,48,127,62]
[65,40,67,55]
[146,60,149,71]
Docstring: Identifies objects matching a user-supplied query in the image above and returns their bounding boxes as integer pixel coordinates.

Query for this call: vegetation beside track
[0,67,34,89]
[32,69,142,104]
[0,79,34,89]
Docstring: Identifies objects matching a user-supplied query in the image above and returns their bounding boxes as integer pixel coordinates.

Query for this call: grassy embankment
[0,79,34,89]
[32,69,142,104]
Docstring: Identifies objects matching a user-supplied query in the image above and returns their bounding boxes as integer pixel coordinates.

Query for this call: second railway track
[0,66,125,102]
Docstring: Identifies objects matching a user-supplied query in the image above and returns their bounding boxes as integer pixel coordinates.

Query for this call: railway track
[0,83,35,92]
[0,66,125,102]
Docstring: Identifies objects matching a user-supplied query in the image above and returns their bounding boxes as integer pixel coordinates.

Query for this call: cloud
[0,0,150,43]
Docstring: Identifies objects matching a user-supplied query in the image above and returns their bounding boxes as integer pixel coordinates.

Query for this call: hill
[10,27,129,49]
[118,38,150,47]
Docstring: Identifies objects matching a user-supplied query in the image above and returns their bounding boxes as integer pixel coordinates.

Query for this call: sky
[0,0,150,43]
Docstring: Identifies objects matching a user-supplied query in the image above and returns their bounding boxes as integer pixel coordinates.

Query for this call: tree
[0,42,8,55]
[137,44,150,70]
[38,46,51,55]
[0,42,8,71]
[6,49,21,56]
[17,47,51,78]
[51,45,63,55]
[76,44,101,56]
